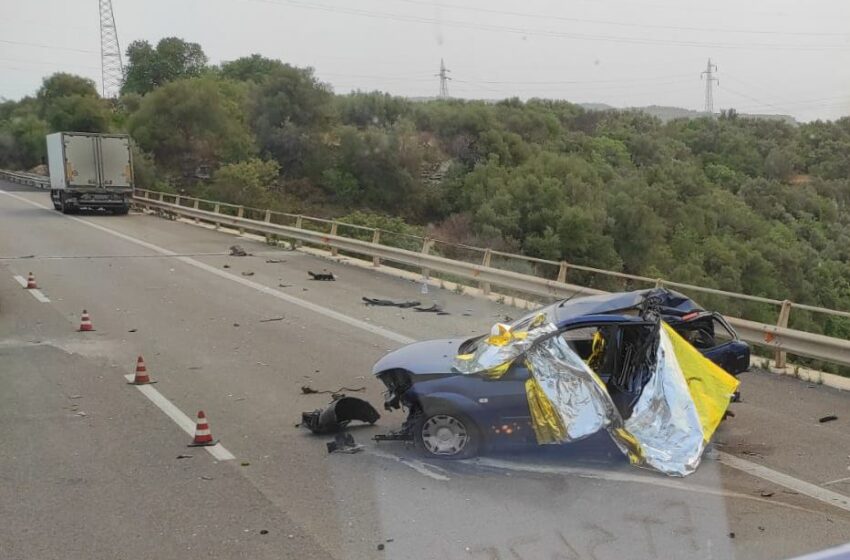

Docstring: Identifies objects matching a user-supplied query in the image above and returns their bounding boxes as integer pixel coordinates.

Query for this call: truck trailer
[46,132,134,214]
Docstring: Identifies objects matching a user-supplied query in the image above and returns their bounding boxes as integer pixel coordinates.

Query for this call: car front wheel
[414,408,481,459]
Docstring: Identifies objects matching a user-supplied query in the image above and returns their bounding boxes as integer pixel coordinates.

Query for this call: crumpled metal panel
[614,329,706,476]
[525,336,619,442]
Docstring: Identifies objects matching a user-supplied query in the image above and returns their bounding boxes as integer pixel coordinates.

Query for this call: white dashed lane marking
[13,274,51,302]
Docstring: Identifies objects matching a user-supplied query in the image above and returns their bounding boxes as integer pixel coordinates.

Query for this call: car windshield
[3,1,849,559]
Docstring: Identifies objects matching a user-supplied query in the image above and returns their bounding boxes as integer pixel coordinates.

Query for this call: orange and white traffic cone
[25,272,37,289]
[188,410,218,447]
[128,355,155,385]
[78,310,94,332]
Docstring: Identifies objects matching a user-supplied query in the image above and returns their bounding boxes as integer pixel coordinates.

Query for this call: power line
[242,0,849,52]
[388,0,850,38]
[0,39,97,54]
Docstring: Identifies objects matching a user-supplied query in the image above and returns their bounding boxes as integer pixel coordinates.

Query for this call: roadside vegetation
[2,38,850,341]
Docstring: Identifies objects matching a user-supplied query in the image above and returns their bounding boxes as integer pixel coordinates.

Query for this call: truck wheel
[60,193,75,214]
[113,204,130,215]
[51,191,61,211]
[414,406,481,460]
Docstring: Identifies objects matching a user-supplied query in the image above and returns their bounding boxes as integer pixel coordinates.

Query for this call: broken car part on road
[308,271,336,281]
[362,297,421,308]
[372,289,744,476]
[300,396,381,434]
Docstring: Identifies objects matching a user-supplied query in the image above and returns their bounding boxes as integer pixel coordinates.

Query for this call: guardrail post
[420,237,434,278]
[158,191,165,202]
[193,198,200,224]
[480,249,492,295]
[213,203,221,230]
[655,278,664,288]
[329,222,339,256]
[174,195,181,207]
[237,207,245,235]
[295,215,303,229]
[774,300,793,368]
[264,209,271,223]
[371,230,381,267]
[557,261,568,283]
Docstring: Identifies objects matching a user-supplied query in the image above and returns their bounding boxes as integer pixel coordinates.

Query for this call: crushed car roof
[553,288,703,324]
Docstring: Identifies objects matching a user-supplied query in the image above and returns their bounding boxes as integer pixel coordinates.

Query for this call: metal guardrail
[0,169,50,189]
[128,188,850,369]
[1,170,847,369]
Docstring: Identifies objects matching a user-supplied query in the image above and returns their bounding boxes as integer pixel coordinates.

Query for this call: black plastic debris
[308,271,336,281]
[326,432,363,454]
[413,304,449,315]
[819,415,838,423]
[301,396,380,434]
[301,385,365,395]
[229,245,248,256]
[362,297,421,308]
[259,317,285,323]
[265,259,286,263]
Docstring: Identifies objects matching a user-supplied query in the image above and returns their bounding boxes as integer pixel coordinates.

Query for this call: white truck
[46,132,134,214]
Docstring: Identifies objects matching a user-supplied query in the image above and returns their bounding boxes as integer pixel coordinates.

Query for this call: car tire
[414,406,481,460]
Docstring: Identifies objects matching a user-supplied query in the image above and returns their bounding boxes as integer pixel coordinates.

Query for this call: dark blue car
[372,289,750,459]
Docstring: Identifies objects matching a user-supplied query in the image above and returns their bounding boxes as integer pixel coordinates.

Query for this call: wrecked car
[372,288,747,476]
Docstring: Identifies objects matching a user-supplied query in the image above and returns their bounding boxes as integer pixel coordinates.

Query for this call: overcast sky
[3,0,849,121]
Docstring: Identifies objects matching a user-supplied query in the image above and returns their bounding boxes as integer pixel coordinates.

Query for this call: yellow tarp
[662,322,740,441]
[525,374,567,444]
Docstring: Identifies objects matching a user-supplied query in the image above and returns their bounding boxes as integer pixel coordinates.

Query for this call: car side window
[559,326,601,361]
[712,315,735,344]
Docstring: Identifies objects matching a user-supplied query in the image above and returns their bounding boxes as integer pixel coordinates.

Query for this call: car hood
[372,338,467,376]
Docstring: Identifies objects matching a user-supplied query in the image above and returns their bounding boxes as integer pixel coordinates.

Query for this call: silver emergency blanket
[524,336,619,441]
[454,318,738,477]
[614,329,707,476]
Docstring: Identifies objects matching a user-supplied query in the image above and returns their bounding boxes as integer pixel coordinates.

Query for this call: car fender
[412,391,486,424]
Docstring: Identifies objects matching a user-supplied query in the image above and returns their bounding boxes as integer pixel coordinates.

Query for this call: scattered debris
[200,475,214,481]
[742,450,764,458]
[223,264,230,269]
[229,245,248,256]
[326,432,364,454]
[308,271,336,281]
[413,304,449,315]
[241,271,255,277]
[301,385,366,395]
[233,323,240,327]
[362,297,421,308]
[260,530,269,535]
[241,461,251,467]
[188,366,203,370]
[279,283,292,288]
[386,538,394,543]
[759,490,774,497]
[377,543,385,551]
[259,317,285,323]
[728,532,735,539]
[69,395,83,399]
[75,411,88,417]
[265,259,286,264]
[301,396,380,434]
[128,328,137,333]
[176,454,193,459]
[758,526,765,532]
[819,415,838,423]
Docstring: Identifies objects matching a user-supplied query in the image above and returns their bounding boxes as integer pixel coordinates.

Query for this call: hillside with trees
[2,38,850,344]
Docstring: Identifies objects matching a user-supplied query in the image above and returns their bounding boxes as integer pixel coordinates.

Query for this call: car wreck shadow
[483,432,625,467]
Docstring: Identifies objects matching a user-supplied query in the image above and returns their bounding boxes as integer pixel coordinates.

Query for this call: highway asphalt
[1,181,848,560]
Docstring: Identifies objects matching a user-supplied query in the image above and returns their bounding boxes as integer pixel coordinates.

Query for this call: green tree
[128,77,254,174]
[122,38,208,95]
[220,54,285,83]
[44,95,110,132]
[207,158,280,206]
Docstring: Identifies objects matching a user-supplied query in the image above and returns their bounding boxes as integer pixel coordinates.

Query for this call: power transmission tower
[436,58,451,99]
[99,0,124,99]
[700,58,719,115]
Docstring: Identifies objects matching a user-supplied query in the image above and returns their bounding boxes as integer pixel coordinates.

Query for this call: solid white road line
[3,189,849,514]
[13,274,51,302]
[718,451,850,512]
[123,373,235,461]
[0,190,415,345]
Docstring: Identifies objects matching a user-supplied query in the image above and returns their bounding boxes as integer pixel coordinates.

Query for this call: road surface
[1,182,848,560]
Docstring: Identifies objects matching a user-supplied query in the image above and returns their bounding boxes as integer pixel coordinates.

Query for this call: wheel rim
[421,414,469,456]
